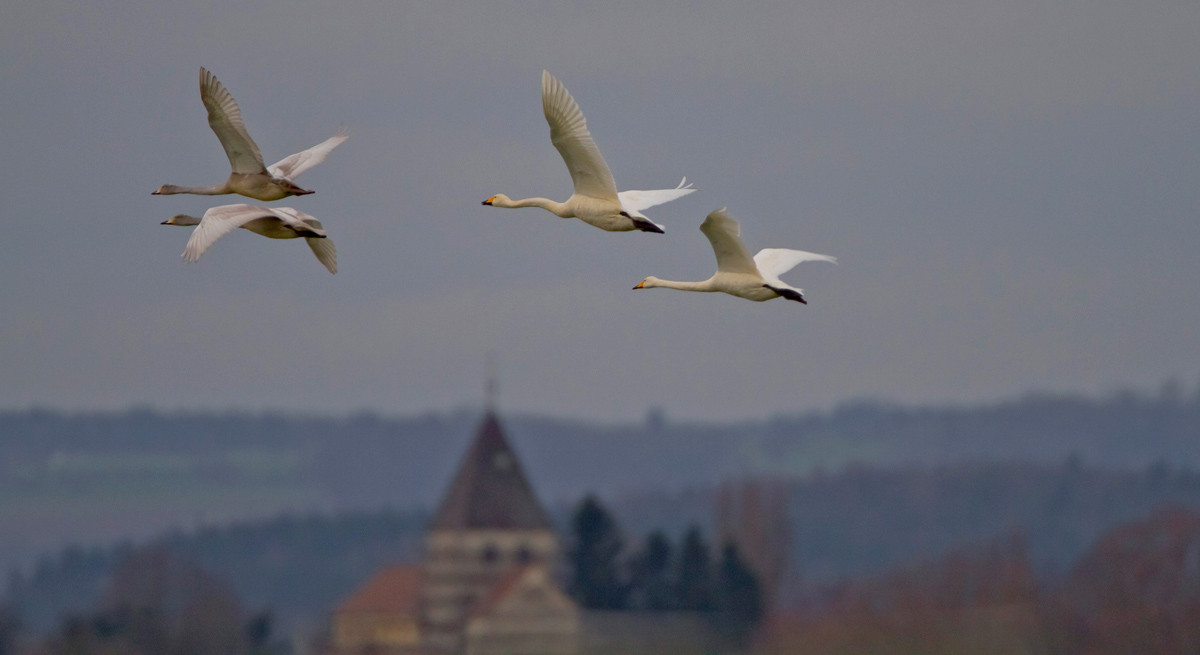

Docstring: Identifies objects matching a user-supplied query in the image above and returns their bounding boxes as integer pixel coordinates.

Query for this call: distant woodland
[3,382,1200,644]
[5,384,1199,509]
[7,460,1200,637]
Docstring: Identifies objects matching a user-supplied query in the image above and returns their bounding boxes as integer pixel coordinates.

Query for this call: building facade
[330,411,579,655]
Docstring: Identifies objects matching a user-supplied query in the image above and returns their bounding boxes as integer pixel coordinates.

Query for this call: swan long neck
[500,196,572,217]
[154,183,229,196]
[644,277,715,292]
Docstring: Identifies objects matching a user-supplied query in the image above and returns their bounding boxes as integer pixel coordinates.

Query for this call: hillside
[2,384,1198,572]
[9,461,1200,637]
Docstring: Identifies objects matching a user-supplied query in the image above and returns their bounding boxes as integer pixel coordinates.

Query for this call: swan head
[633,276,661,290]
[162,214,201,227]
[152,185,180,195]
[482,194,510,207]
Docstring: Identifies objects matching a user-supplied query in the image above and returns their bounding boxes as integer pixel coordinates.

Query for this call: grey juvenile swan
[153,67,346,201]
[162,203,337,274]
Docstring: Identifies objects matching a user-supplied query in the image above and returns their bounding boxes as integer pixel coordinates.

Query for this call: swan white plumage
[153,67,346,201]
[481,70,695,233]
[634,207,835,303]
[161,204,338,274]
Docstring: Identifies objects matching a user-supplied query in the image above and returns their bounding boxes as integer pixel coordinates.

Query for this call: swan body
[482,70,695,233]
[161,203,337,274]
[153,67,346,201]
[634,208,835,303]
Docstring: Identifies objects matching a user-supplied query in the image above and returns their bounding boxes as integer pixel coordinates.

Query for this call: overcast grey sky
[2,0,1198,421]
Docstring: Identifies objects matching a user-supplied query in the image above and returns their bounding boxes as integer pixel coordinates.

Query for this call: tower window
[492,452,512,471]
[516,545,534,564]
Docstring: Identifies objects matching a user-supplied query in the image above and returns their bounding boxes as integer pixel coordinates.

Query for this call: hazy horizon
[2,373,1197,425]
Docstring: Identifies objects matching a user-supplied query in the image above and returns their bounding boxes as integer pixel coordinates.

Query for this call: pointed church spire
[431,411,551,530]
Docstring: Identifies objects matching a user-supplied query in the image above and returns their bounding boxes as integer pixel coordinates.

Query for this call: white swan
[161,204,337,274]
[634,208,835,303]
[153,67,347,201]
[482,70,695,233]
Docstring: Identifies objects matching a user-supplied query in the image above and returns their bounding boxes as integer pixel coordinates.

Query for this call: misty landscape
[4,383,1200,652]
[4,0,1200,652]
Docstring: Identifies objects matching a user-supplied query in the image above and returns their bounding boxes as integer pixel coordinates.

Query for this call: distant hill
[2,384,1198,571]
[757,506,1200,655]
[5,509,429,636]
[786,461,1200,583]
[9,461,1200,639]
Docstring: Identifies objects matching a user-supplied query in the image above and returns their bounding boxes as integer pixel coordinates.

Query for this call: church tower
[420,411,564,654]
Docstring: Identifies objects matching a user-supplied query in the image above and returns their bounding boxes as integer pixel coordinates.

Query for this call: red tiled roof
[336,564,423,615]
[469,565,535,619]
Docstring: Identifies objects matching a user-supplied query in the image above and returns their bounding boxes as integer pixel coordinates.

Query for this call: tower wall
[421,528,560,654]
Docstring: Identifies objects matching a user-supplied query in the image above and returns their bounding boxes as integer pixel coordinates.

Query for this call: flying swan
[153,67,346,201]
[482,70,695,233]
[634,207,835,303]
[161,204,338,274]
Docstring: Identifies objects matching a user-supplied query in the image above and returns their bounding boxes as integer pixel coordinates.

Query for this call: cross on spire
[485,354,498,411]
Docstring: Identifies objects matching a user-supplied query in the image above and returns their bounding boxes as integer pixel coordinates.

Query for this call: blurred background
[2,0,1199,652]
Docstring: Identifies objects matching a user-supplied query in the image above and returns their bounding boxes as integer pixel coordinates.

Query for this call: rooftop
[430,411,552,531]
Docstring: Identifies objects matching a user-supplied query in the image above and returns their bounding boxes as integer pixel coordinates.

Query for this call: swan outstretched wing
[269,210,335,273]
[753,248,838,285]
[268,127,348,181]
[699,208,758,275]
[542,70,619,201]
[302,219,338,275]
[182,204,271,262]
[618,178,696,213]
[199,67,267,175]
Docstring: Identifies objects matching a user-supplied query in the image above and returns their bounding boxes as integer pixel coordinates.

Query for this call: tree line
[567,495,763,640]
[1,547,285,655]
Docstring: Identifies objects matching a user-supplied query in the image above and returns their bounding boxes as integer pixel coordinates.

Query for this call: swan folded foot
[766,285,807,304]
[631,217,665,234]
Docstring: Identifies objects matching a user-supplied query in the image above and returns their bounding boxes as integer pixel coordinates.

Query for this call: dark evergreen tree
[244,612,272,654]
[628,530,674,610]
[568,495,628,609]
[714,542,763,642]
[675,525,713,611]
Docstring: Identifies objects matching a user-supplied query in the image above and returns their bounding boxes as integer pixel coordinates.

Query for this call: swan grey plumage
[153,67,346,201]
[161,203,337,274]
